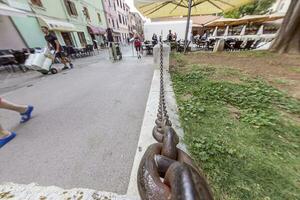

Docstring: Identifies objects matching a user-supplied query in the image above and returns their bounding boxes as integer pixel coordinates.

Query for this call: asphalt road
[0,50,153,194]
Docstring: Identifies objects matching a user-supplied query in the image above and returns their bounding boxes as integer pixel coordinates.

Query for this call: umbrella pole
[184,0,192,53]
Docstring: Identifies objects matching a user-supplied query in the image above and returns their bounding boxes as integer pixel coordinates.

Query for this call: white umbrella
[135,0,254,52]
[240,25,246,36]
[224,25,229,36]
[212,26,218,37]
[257,25,264,35]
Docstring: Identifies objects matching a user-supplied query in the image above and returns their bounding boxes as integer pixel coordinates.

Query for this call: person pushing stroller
[41,26,74,70]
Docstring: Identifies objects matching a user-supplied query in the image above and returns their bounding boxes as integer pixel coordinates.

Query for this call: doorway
[61,32,73,46]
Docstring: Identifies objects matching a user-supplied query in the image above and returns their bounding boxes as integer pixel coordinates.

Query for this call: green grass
[274,78,290,85]
[233,50,275,58]
[289,67,300,73]
[170,56,300,200]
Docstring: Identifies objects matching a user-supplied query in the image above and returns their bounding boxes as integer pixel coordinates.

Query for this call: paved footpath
[0,49,153,196]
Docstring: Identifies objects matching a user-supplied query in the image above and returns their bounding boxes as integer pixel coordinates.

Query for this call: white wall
[144,20,192,41]
[271,0,291,14]
[0,16,26,49]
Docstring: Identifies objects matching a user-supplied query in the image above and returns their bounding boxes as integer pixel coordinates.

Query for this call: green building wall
[11,16,46,48]
[6,0,108,48]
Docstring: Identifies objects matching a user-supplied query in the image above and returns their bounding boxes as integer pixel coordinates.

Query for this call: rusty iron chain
[137,39,214,200]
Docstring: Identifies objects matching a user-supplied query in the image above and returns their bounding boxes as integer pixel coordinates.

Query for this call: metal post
[184,0,192,53]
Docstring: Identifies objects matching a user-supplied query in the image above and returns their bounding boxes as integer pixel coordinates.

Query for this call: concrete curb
[0,58,186,200]
[0,182,134,200]
[126,68,187,198]
[126,70,159,198]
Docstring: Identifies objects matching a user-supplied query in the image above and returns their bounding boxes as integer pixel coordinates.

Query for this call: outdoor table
[143,44,153,55]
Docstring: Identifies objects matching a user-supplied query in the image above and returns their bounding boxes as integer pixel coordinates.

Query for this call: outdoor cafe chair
[224,39,236,51]
[87,45,95,56]
[252,40,262,50]
[242,40,255,50]
[232,40,244,50]
[206,39,216,51]
[0,49,18,72]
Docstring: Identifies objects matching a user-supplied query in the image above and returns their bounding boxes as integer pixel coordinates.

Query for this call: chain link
[138,37,214,200]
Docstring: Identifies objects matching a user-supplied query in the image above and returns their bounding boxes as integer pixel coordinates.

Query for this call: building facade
[128,12,135,38]
[102,0,121,42]
[271,0,291,14]
[0,0,107,49]
[115,0,129,44]
[131,12,144,36]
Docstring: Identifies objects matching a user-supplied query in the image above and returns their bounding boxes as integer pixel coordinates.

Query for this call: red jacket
[134,37,141,47]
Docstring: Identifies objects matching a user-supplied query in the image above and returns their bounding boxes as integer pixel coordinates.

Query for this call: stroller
[109,42,122,61]
[115,42,122,60]
[25,48,59,75]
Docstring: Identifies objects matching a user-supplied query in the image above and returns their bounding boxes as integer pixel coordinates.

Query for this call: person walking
[152,33,158,46]
[41,26,73,70]
[0,98,34,148]
[167,30,173,42]
[106,28,117,61]
[134,34,142,59]
[174,32,178,41]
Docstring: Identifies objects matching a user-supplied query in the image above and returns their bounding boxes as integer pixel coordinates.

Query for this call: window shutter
[71,2,78,16]
[64,0,72,15]
[31,0,43,7]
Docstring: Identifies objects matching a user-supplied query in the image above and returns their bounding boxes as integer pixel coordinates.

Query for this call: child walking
[134,34,142,59]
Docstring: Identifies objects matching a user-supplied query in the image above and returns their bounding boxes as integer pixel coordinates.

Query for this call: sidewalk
[0,47,184,199]
[0,52,153,197]
[0,51,108,95]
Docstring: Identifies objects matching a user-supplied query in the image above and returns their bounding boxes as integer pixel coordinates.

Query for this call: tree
[224,0,275,18]
[270,0,300,54]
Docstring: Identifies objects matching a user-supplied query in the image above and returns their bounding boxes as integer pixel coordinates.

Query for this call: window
[61,32,74,46]
[77,32,87,46]
[119,14,122,24]
[64,0,78,16]
[117,21,119,28]
[122,16,125,24]
[114,3,116,10]
[108,18,111,24]
[120,1,122,8]
[31,0,43,7]
[108,0,111,7]
[97,13,102,23]
[117,0,119,6]
[83,7,90,20]
[123,3,125,10]
[112,20,115,28]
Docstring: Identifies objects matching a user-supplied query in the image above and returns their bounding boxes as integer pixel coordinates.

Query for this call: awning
[0,2,28,17]
[230,15,273,25]
[113,31,121,35]
[38,17,76,32]
[192,24,203,28]
[87,26,106,35]
[205,14,285,27]
[205,18,240,27]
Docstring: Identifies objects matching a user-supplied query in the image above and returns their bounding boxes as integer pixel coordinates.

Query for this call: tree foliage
[224,0,276,18]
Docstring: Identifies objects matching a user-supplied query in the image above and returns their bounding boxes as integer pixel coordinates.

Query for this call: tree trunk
[270,0,300,54]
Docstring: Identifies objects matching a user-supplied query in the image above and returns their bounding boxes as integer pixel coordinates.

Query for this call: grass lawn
[170,51,300,200]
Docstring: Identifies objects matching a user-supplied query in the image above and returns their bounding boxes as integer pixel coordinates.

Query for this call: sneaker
[69,63,74,69]
[62,66,69,70]
[0,132,16,148]
[20,105,34,123]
